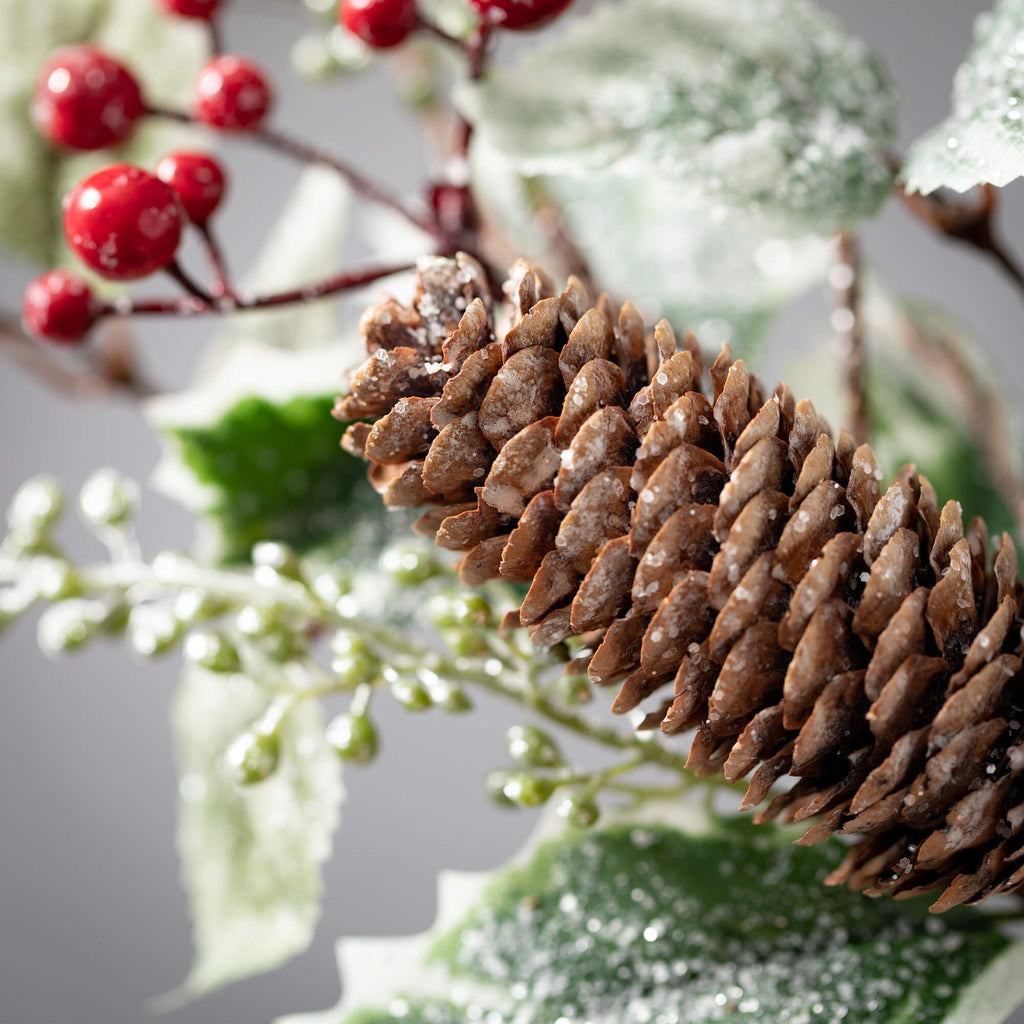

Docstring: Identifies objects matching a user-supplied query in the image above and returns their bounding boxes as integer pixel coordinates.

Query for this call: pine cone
[338,253,1024,911]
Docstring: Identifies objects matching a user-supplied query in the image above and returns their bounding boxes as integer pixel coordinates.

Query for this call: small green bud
[79,468,137,529]
[302,0,336,15]
[555,793,600,829]
[326,25,373,72]
[235,604,280,639]
[505,724,562,768]
[428,592,492,630]
[291,32,338,80]
[32,558,79,601]
[556,673,593,706]
[389,675,433,711]
[225,729,280,786]
[127,604,182,658]
[310,570,352,608]
[37,599,103,655]
[443,627,490,658]
[173,588,226,625]
[380,544,440,586]
[485,770,517,808]
[185,630,242,674]
[7,475,64,539]
[496,771,555,808]
[331,650,380,689]
[424,676,473,713]
[326,712,378,764]
[251,541,301,579]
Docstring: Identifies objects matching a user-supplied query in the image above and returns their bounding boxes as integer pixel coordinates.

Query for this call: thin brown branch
[0,313,154,401]
[831,232,868,446]
[196,222,238,301]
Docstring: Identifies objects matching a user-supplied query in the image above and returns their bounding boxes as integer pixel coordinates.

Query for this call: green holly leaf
[165,664,343,1001]
[148,340,382,564]
[279,808,1023,1024]
[785,281,1018,539]
[0,0,206,266]
[903,0,1024,195]
[460,0,897,235]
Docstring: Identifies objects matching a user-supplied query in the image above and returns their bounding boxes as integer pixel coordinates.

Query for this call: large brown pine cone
[337,253,1024,911]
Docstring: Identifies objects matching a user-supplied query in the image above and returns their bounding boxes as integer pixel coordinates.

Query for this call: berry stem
[106,259,414,318]
[166,259,216,303]
[196,222,237,300]
[451,25,491,169]
[832,232,868,446]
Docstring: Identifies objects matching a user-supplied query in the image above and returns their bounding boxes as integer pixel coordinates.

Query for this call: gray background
[3,1,1024,1022]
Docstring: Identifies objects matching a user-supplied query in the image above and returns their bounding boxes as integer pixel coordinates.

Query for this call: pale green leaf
[0,0,206,266]
[280,804,1021,1024]
[166,664,343,1001]
[903,0,1024,195]
[461,0,897,234]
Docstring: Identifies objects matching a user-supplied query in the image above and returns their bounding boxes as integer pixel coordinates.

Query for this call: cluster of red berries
[340,0,573,49]
[23,0,576,344]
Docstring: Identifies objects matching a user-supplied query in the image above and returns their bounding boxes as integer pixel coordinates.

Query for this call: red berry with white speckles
[193,55,272,131]
[158,0,222,19]
[33,45,145,151]
[22,270,99,344]
[468,0,572,30]
[63,164,185,281]
[340,0,418,49]
[156,151,227,224]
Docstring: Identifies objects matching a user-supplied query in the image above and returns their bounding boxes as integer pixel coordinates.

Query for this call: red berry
[340,0,418,49]
[63,164,185,281]
[22,270,98,344]
[156,151,227,224]
[158,0,222,19]
[468,0,572,30]
[32,45,145,151]
[193,56,272,131]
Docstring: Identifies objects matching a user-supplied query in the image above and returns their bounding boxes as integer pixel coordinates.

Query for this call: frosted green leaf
[147,341,382,564]
[785,280,1018,538]
[460,0,897,234]
[280,808,1021,1024]
[166,665,342,1001]
[903,0,1024,195]
[0,0,206,266]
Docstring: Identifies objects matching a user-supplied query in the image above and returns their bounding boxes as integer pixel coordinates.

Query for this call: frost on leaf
[461,0,897,235]
[168,666,342,1000]
[0,0,206,265]
[280,810,1024,1024]
[903,0,1024,195]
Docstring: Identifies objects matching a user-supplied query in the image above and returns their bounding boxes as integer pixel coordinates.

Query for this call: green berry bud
[292,33,338,80]
[185,630,242,674]
[426,678,473,713]
[251,541,301,579]
[380,544,440,586]
[555,793,600,829]
[173,588,226,625]
[556,673,593,706]
[505,724,562,768]
[326,712,378,764]
[496,771,555,808]
[37,599,103,655]
[485,770,517,809]
[79,468,137,529]
[7,476,64,538]
[389,675,433,711]
[310,570,352,608]
[428,592,492,630]
[235,604,280,639]
[127,604,182,658]
[326,25,373,72]
[225,729,280,786]
[32,558,79,601]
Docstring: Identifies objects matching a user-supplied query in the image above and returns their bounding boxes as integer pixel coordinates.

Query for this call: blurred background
[3,1,1024,1021]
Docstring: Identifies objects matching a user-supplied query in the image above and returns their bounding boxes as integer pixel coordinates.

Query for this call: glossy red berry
[63,164,185,281]
[468,0,572,30]
[156,151,227,224]
[22,270,98,344]
[193,55,272,131]
[158,0,222,19]
[340,0,418,49]
[32,45,145,151]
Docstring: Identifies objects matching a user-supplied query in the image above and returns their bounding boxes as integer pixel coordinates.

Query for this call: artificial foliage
[8,0,1024,1023]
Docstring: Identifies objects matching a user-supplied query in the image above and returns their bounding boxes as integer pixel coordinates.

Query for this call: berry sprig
[20,0,578,354]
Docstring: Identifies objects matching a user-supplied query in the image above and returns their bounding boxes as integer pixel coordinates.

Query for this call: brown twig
[897,181,1024,304]
[831,232,868,446]
[196,222,238,301]
[0,313,154,401]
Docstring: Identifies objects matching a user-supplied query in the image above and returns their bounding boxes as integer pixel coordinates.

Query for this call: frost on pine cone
[337,254,1024,911]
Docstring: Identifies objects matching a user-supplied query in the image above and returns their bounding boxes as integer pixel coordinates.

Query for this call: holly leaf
[903,0,1024,195]
[0,0,206,266]
[785,280,1019,539]
[460,0,897,235]
[165,664,343,1001]
[279,807,1023,1024]
[148,340,383,564]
